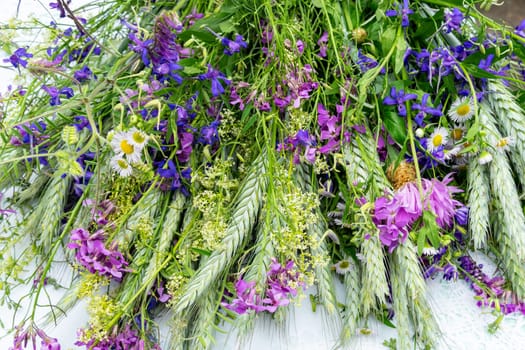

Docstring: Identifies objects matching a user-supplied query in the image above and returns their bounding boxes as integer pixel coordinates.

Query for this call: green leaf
[380,26,397,56]
[416,227,426,256]
[394,36,407,75]
[462,63,501,79]
[382,109,407,144]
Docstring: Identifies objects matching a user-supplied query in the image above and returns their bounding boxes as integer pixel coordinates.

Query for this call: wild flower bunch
[1,0,525,348]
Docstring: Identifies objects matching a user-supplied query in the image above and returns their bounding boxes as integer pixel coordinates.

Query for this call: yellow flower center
[456,104,471,117]
[432,134,443,147]
[120,140,134,155]
[338,260,350,269]
[132,131,145,144]
[496,138,508,148]
[117,158,129,169]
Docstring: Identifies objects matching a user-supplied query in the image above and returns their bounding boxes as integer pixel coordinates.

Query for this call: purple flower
[357,50,384,73]
[4,47,33,68]
[317,31,329,58]
[515,19,525,38]
[421,173,462,229]
[383,87,417,117]
[74,65,94,82]
[198,120,220,145]
[444,8,464,33]
[67,228,129,280]
[454,206,469,226]
[198,64,231,96]
[129,32,153,66]
[157,159,182,191]
[41,85,74,106]
[222,34,248,55]
[411,93,442,126]
[385,0,413,28]
[442,263,458,281]
[49,0,70,17]
[76,324,151,350]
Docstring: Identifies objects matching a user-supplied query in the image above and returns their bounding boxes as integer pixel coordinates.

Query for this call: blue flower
[4,47,33,68]
[42,85,74,106]
[198,64,231,96]
[198,120,220,145]
[385,0,413,28]
[383,87,417,117]
[74,65,94,82]
[444,8,464,34]
[221,34,248,56]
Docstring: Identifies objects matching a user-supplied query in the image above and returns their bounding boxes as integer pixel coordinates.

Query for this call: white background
[1,1,525,349]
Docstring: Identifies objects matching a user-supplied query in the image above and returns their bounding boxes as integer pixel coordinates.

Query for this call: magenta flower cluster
[222,259,305,314]
[9,326,60,350]
[459,255,525,315]
[373,173,462,252]
[67,228,129,280]
[75,324,159,350]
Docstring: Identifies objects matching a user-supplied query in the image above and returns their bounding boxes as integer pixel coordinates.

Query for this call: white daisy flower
[450,125,466,142]
[110,130,142,163]
[448,97,475,123]
[478,150,493,165]
[422,247,439,256]
[495,136,515,152]
[127,127,149,148]
[333,258,353,275]
[110,155,133,177]
[427,127,449,152]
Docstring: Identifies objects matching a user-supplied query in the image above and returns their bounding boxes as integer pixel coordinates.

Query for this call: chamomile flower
[427,127,449,152]
[448,97,475,123]
[333,258,353,274]
[110,130,142,163]
[127,127,149,148]
[495,136,515,152]
[110,155,133,177]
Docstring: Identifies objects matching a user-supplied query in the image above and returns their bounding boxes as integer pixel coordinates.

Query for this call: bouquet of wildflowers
[1,0,525,348]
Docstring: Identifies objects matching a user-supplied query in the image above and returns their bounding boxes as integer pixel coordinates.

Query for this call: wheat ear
[487,79,525,187]
[30,174,70,253]
[395,240,439,348]
[359,234,389,316]
[294,163,337,314]
[467,158,491,249]
[173,150,268,314]
[479,102,525,298]
[339,257,361,344]
[141,193,185,290]
[391,254,412,350]
[189,286,221,350]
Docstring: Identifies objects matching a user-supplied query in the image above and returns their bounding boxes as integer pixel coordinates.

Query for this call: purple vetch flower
[222,259,305,315]
[129,32,153,66]
[67,227,129,280]
[444,8,464,33]
[198,64,231,96]
[221,34,248,55]
[383,87,417,117]
[8,326,62,350]
[41,85,74,106]
[442,263,458,281]
[75,324,153,350]
[4,47,33,68]
[317,31,329,58]
[385,0,413,28]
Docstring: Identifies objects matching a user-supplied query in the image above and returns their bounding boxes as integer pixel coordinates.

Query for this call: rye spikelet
[359,233,389,316]
[487,79,525,186]
[339,257,361,344]
[479,102,525,298]
[173,150,268,314]
[141,193,185,290]
[189,286,221,350]
[395,240,439,347]
[28,174,70,253]
[467,158,491,249]
[294,163,337,314]
[391,256,412,350]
